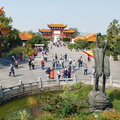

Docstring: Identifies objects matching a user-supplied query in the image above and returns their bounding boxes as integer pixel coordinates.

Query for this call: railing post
[19,80,24,92]
[66,79,68,85]
[109,76,113,87]
[118,55,120,60]
[110,55,112,60]
[91,75,94,85]
[74,75,77,84]
[56,79,60,86]
[0,84,3,99]
[38,77,42,88]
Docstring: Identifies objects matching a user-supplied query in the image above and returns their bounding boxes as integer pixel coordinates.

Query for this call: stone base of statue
[88,90,111,111]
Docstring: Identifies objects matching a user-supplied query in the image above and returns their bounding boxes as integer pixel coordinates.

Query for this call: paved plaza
[0,44,120,88]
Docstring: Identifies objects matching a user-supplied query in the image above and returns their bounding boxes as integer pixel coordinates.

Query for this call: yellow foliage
[100,109,120,119]
[26,96,37,108]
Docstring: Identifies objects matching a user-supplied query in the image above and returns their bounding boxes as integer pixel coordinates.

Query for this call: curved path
[0,44,120,88]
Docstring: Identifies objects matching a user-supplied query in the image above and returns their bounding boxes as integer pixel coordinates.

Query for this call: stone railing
[0,75,77,104]
[0,75,119,104]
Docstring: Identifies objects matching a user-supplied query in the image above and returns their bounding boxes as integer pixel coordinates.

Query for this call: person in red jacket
[41,60,45,70]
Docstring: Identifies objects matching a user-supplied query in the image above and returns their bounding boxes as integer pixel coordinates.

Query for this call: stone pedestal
[88,90,111,110]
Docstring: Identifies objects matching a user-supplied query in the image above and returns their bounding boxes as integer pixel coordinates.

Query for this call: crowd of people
[9,41,95,80]
[38,42,92,80]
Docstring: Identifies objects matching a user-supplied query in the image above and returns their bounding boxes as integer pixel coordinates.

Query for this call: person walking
[9,64,15,77]
[72,60,76,70]
[51,54,54,61]
[57,70,61,79]
[80,56,83,67]
[88,54,91,62]
[45,67,51,80]
[84,64,88,75]
[64,53,67,61]
[50,69,54,79]
[54,53,58,60]
[31,59,35,70]
[41,60,45,70]
[77,58,81,68]
[63,68,68,78]
[44,52,48,62]
[67,69,71,78]
[56,60,59,70]
[28,60,32,70]
[14,60,18,69]
[52,59,56,70]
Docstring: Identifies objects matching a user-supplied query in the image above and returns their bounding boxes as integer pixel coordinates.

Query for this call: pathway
[0,44,120,88]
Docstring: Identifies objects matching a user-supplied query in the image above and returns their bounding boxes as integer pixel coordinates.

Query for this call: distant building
[73,34,96,43]
[38,23,75,42]
[19,32,34,46]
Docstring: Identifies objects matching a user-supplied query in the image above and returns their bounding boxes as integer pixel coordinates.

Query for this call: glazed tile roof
[74,34,96,42]
[63,29,76,33]
[48,24,67,28]
[38,29,51,33]
[19,32,34,40]
[0,6,4,15]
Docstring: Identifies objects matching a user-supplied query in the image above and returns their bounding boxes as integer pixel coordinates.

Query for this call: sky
[0,0,120,35]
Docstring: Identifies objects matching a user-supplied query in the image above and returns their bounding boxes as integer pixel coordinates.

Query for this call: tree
[0,8,12,29]
[27,35,42,47]
[63,38,70,42]
[106,19,120,50]
[0,6,12,57]
[69,28,80,38]
[75,39,88,49]
[9,45,34,58]
[2,28,22,52]
[114,41,120,55]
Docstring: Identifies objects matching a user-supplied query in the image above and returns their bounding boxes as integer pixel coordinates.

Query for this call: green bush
[63,38,70,42]
[67,43,76,50]
[73,82,84,89]
[113,55,118,61]
[106,50,114,56]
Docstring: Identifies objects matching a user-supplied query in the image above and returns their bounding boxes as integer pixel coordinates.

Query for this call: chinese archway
[38,24,75,42]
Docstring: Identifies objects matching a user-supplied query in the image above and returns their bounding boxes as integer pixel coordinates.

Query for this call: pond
[0,91,62,119]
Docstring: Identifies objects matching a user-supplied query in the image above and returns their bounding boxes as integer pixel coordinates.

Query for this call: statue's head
[97,33,102,36]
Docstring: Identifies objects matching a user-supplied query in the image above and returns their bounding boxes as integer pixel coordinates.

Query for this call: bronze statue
[88,33,111,111]
[93,33,110,93]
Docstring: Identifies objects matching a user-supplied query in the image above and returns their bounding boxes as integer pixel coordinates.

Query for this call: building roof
[74,34,96,42]
[63,29,76,33]
[38,29,51,33]
[19,32,34,40]
[0,6,4,15]
[48,23,67,28]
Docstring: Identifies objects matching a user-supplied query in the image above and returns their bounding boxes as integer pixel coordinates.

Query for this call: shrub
[113,55,118,61]
[73,82,84,89]
[100,109,120,119]
[7,109,32,120]
[63,38,70,42]
[67,43,76,50]
[106,50,114,56]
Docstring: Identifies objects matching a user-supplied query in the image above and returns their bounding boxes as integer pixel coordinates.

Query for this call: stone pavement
[0,45,120,88]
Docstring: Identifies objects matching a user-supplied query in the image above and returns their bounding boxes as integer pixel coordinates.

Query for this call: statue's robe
[93,48,110,77]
